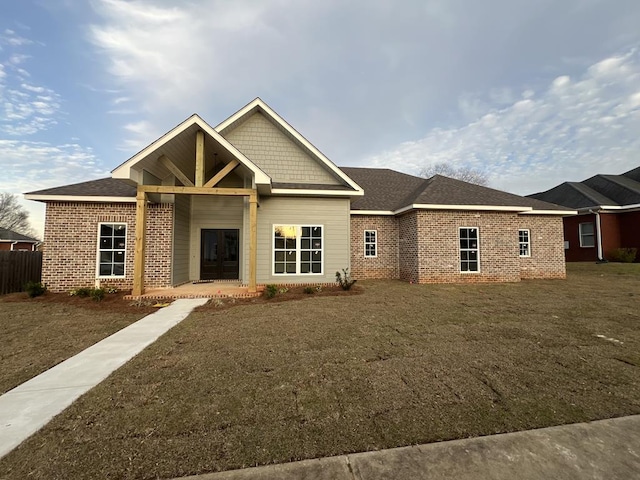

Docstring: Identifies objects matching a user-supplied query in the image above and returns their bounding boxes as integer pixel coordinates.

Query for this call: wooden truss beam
[195,130,205,187]
[203,158,240,188]
[159,155,194,187]
[139,185,255,196]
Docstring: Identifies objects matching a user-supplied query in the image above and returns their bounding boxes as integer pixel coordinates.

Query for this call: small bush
[336,268,357,291]
[609,248,637,263]
[264,284,278,299]
[90,288,106,302]
[106,287,119,294]
[303,286,315,294]
[278,287,289,294]
[24,281,46,298]
[70,287,92,297]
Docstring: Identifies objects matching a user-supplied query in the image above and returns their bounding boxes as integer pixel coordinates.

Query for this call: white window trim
[272,224,324,276]
[96,222,127,279]
[364,229,377,258]
[459,226,481,273]
[579,222,595,248]
[519,229,531,257]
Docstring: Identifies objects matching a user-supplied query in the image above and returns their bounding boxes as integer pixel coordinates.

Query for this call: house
[24,98,572,295]
[528,167,640,262]
[0,228,39,251]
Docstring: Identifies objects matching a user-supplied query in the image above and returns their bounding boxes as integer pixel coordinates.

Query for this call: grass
[1,263,639,479]
[0,292,154,395]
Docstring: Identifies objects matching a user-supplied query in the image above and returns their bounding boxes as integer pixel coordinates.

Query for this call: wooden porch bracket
[159,155,194,187]
[132,190,147,296]
[195,131,205,187]
[204,158,240,188]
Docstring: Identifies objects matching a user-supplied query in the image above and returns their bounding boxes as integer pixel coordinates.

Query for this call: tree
[0,192,36,237]
[420,162,489,186]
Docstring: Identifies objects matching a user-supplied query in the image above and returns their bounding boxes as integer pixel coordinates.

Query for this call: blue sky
[2,0,640,237]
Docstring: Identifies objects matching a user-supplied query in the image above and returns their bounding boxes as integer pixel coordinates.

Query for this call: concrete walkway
[176,415,640,480]
[0,298,208,459]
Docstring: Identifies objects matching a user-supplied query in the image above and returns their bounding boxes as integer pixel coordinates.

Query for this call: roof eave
[24,194,137,203]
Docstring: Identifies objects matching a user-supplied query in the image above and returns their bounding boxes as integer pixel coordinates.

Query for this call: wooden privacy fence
[0,251,43,295]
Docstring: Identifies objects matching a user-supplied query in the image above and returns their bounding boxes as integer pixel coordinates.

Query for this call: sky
[1,0,640,238]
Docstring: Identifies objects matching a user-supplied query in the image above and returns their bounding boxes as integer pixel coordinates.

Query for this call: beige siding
[189,196,244,280]
[224,112,341,185]
[253,197,351,284]
[172,194,191,285]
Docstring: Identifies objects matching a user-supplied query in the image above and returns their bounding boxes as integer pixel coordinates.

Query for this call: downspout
[588,209,605,262]
[10,241,18,251]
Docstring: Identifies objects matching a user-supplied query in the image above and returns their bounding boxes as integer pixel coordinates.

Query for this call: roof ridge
[597,174,640,194]
[566,181,617,206]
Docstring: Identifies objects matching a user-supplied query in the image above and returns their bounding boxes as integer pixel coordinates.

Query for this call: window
[273,225,322,275]
[364,230,377,257]
[579,222,595,247]
[98,223,126,277]
[459,227,479,272]
[519,229,531,257]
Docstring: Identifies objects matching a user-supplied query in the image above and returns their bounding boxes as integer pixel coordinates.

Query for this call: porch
[124,281,265,300]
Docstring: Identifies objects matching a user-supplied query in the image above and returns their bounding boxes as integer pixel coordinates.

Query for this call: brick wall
[398,212,419,283]
[518,215,566,279]
[42,202,173,292]
[350,215,398,279]
[412,211,521,283]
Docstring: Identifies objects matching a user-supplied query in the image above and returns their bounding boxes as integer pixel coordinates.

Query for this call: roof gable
[217,98,363,193]
[111,114,271,187]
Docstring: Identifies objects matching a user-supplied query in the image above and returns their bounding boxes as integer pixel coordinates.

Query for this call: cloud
[367,48,640,195]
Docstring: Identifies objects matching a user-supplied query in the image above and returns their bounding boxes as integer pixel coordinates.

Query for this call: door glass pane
[224,232,237,261]
[203,232,217,262]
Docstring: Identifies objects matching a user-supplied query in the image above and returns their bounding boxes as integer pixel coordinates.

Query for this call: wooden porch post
[248,193,258,293]
[132,189,147,296]
[195,130,205,187]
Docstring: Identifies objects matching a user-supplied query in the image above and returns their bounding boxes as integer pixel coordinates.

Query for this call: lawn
[1,263,639,479]
[0,292,154,395]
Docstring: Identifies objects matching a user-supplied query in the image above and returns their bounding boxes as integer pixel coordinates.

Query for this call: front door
[200,229,239,280]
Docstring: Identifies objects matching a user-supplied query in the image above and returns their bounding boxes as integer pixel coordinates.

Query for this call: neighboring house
[25,98,572,294]
[0,228,39,251]
[528,167,640,262]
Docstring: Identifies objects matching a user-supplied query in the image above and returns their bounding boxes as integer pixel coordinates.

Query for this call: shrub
[24,281,46,298]
[278,287,289,294]
[90,288,106,302]
[106,287,119,294]
[70,287,92,297]
[264,284,278,299]
[336,268,357,291]
[609,248,637,263]
[303,286,315,294]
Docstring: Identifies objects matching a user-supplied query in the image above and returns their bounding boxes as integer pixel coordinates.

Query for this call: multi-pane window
[519,229,531,257]
[579,222,595,247]
[273,225,322,275]
[459,227,479,272]
[364,230,377,257]
[98,223,126,277]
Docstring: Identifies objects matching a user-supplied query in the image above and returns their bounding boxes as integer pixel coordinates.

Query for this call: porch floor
[124,282,264,300]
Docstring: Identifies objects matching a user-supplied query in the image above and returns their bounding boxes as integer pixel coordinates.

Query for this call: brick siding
[518,215,566,279]
[350,215,399,279]
[42,202,173,292]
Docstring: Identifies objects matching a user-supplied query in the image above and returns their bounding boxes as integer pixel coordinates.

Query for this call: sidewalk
[0,298,208,459]
[176,414,640,480]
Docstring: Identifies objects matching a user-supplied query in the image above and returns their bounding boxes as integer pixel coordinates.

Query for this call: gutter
[588,209,605,262]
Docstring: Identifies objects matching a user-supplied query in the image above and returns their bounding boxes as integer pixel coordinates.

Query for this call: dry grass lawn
[1,263,639,479]
[0,292,154,395]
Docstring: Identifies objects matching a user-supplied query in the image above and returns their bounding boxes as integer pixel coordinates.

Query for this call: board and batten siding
[189,195,244,281]
[224,112,342,186]
[172,194,191,285]
[251,196,351,284]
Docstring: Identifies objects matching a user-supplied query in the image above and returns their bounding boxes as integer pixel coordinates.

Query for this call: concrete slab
[172,415,640,480]
[0,298,208,459]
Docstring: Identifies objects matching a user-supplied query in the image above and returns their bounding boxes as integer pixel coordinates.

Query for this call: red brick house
[528,167,640,262]
[0,228,39,251]
[25,98,572,294]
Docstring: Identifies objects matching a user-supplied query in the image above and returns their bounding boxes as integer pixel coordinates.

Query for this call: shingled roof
[26,178,136,198]
[528,166,640,210]
[342,167,568,212]
[0,228,39,243]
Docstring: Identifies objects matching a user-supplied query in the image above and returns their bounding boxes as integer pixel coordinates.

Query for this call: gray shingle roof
[0,228,39,242]
[528,167,640,209]
[342,167,567,211]
[26,178,137,197]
